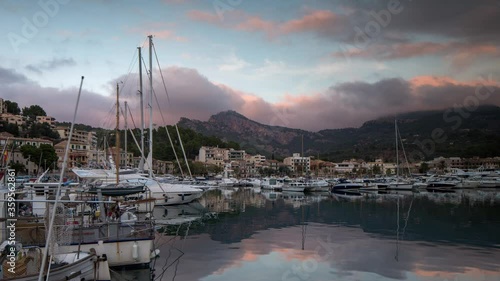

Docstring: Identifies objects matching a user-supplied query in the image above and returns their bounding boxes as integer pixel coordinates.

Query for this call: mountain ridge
[178,106,500,161]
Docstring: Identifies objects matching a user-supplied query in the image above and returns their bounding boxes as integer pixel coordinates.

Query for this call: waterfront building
[283,153,310,175]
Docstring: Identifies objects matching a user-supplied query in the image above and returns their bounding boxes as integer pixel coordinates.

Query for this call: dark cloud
[189,0,500,46]
[337,0,500,43]
[2,66,499,132]
[0,66,28,84]
[25,57,76,74]
[0,67,115,127]
[113,67,247,126]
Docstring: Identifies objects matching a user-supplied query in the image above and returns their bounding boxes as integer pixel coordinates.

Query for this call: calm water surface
[117,188,500,281]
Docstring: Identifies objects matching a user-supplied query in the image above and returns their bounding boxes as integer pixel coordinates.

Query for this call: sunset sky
[1,0,499,131]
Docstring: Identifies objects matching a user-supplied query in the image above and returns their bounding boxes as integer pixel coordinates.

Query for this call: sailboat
[74,35,204,206]
[387,119,414,190]
[0,77,111,281]
[86,83,145,197]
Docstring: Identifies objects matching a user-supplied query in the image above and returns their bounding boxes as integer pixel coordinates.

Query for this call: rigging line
[119,49,139,99]
[152,42,192,178]
[120,105,147,163]
[100,103,119,129]
[175,125,192,178]
[172,222,191,281]
[397,125,412,177]
[141,56,185,177]
[126,103,138,129]
[156,225,183,281]
[152,41,171,104]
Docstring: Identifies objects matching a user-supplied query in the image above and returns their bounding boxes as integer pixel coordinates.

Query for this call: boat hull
[387,183,414,190]
[152,191,203,206]
[2,252,109,281]
[57,239,154,267]
[281,186,305,192]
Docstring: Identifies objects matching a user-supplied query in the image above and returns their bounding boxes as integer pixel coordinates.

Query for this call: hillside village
[1,97,499,179]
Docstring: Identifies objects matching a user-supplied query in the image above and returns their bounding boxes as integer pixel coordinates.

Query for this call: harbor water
[117,188,500,281]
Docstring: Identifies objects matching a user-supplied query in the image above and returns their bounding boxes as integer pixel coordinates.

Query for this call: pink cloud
[187,9,347,38]
[410,75,498,88]
[187,10,220,24]
[235,16,274,32]
[332,41,499,68]
[280,10,339,34]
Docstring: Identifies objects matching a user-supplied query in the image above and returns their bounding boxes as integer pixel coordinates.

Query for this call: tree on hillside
[24,123,60,139]
[0,121,20,136]
[22,105,47,119]
[4,100,21,115]
[20,144,58,172]
[9,161,26,174]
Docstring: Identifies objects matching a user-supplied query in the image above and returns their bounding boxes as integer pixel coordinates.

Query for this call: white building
[0,98,7,114]
[36,116,56,128]
[227,148,246,161]
[198,146,228,166]
[283,153,310,175]
[247,154,266,165]
[334,161,361,174]
[57,127,97,148]
[0,113,26,126]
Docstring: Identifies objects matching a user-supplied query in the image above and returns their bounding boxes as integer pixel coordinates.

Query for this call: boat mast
[124,101,128,168]
[38,76,84,281]
[148,35,153,178]
[138,46,145,169]
[116,83,120,184]
[395,118,399,179]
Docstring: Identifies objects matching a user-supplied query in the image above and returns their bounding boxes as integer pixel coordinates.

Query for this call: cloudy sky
[1,0,499,131]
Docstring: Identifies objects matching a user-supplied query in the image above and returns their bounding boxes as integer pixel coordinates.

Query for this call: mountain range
[178,105,500,162]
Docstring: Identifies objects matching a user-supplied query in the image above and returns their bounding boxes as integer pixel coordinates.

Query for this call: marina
[1,1,500,280]
[2,165,500,280]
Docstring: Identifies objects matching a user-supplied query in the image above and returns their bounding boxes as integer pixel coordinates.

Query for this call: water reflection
[148,188,500,281]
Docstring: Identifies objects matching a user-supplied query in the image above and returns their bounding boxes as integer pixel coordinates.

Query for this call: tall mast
[148,35,153,178]
[124,101,128,168]
[116,83,120,184]
[138,46,145,167]
[38,76,84,281]
[395,118,399,179]
[301,134,304,176]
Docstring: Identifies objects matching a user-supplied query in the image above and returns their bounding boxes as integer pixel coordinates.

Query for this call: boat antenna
[38,76,84,281]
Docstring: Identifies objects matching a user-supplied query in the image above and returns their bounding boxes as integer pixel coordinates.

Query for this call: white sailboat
[0,77,111,281]
[388,119,414,191]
